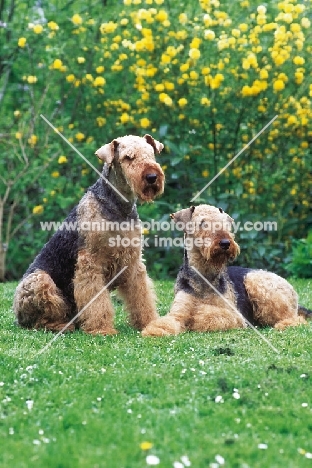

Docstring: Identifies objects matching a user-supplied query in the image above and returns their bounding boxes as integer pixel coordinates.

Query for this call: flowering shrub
[1,0,311,279]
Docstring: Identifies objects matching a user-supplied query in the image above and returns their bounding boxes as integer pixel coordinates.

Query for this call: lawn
[0,278,311,468]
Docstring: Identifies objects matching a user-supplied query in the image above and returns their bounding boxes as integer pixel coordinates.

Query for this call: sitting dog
[142,204,311,336]
[14,134,165,335]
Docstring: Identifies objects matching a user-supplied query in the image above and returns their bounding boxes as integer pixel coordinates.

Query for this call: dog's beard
[201,244,238,265]
[139,183,163,202]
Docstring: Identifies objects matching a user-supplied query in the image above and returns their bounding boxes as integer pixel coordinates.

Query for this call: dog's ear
[95,140,119,165]
[170,206,195,228]
[143,134,164,154]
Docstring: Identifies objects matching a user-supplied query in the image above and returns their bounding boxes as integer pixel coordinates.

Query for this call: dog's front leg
[118,262,158,330]
[74,249,117,335]
[142,291,194,336]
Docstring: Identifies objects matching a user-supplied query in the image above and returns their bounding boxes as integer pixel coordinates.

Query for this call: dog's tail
[298,305,312,319]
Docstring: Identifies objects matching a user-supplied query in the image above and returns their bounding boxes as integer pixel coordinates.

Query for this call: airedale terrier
[14,134,165,335]
[142,204,311,336]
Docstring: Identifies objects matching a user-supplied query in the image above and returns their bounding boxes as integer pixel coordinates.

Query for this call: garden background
[0,0,311,282]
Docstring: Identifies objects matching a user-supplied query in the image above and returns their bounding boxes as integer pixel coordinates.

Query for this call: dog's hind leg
[13,269,74,332]
[244,270,306,329]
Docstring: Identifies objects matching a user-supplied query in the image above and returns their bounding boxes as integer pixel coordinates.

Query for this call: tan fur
[14,270,75,332]
[244,270,306,328]
[142,289,246,337]
[142,204,307,337]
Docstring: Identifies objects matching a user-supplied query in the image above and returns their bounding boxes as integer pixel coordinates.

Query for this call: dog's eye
[124,155,132,160]
[218,207,223,213]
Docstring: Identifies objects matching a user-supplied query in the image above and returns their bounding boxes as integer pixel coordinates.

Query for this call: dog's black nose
[219,239,230,250]
[145,173,157,184]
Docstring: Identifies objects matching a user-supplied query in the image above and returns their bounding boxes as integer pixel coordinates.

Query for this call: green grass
[0,279,312,468]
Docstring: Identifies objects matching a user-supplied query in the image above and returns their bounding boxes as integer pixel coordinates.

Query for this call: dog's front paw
[142,317,181,337]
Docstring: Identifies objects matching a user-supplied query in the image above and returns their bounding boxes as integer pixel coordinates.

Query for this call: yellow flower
[15,132,22,139]
[161,53,171,64]
[52,59,63,70]
[287,115,298,126]
[189,48,200,60]
[140,442,153,451]
[140,118,150,128]
[159,93,172,106]
[28,134,38,146]
[66,74,75,83]
[100,21,118,34]
[259,69,268,80]
[18,37,27,47]
[58,156,67,164]
[190,37,201,49]
[190,71,198,80]
[14,110,21,118]
[51,171,60,178]
[239,23,248,32]
[290,188,297,195]
[155,83,165,92]
[180,63,189,72]
[33,24,43,34]
[178,98,187,107]
[96,66,105,73]
[201,67,210,75]
[179,13,187,24]
[33,205,44,215]
[75,132,85,141]
[202,170,209,177]
[48,21,59,30]
[201,97,211,106]
[155,10,168,22]
[257,5,266,14]
[204,30,215,40]
[27,75,37,84]
[77,57,85,64]
[96,117,106,127]
[295,72,304,84]
[72,14,83,25]
[293,56,305,66]
[273,79,285,92]
[301,18,310,28]
[94,76,106,87]
[120,113,130,124]
[164,81,174,90]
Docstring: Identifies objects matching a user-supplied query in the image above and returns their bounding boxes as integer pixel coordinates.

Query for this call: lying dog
[142,204,311,336]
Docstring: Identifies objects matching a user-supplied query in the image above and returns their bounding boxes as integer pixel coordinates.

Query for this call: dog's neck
[187,248,228,283]
[106,164,137,206]
[89,165,138,220]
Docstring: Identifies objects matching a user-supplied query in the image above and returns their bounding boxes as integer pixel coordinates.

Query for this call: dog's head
[95,134,165,202]
[171,204,240,266]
